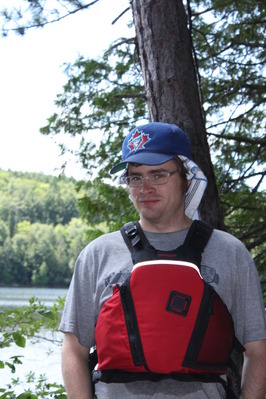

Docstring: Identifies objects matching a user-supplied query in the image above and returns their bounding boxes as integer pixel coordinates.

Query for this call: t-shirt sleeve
[59,245,97,349]
[239,253,266,343]
[230,240,266,344]
[203,230,266,346]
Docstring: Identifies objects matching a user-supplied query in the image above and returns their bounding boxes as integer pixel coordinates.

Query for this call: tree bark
[130,0,224,228]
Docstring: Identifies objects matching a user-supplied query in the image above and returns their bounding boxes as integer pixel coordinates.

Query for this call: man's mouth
[139,197,160,205]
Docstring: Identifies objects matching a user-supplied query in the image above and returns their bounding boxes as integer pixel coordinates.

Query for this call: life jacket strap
[121,220,213,268]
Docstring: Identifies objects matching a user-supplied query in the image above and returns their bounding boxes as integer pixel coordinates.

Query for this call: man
[60,122,266,399]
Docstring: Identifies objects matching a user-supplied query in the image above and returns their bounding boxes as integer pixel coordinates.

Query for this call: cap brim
[110,152,177,174]
[110,162,128,174]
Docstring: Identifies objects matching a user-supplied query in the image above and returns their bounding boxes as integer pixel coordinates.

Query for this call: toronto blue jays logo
[127,129,151,152]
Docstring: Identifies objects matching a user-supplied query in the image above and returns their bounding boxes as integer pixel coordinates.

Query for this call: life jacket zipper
[119,281,148,369]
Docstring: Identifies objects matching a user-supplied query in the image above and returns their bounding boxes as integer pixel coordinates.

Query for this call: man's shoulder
[210,228,243,245]
[95,229,122,241]
[83,229,125,252]
[75,229,128,267]
[208,227,250,258]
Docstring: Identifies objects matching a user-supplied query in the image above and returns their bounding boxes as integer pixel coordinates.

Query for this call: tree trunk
[130,0,224,229]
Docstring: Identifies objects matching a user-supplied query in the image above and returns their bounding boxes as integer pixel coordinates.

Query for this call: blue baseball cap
[110,122,191,174]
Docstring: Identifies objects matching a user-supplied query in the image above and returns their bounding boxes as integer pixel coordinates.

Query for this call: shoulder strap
[120,221,146,250]
[183,220,213,253]
[121,220,213,267]
[120,221,157,263]
[180,220,213,268]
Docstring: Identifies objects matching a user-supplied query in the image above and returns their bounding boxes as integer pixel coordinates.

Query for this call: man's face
[128,159,188,231]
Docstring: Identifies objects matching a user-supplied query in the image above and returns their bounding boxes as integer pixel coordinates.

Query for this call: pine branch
[1,0,100,35]
[105,37,136,54]
[207,131,266,146]
[112,7,130,25]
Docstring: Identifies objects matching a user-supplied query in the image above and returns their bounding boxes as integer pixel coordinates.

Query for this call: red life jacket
[93,221,244,398]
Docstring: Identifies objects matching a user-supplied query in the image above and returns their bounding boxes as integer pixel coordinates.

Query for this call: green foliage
[0,297,62,347]
[0,171,80,228]
[0,297,66,398]
[0,170,88,287]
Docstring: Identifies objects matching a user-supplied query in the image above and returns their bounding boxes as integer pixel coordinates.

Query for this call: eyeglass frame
[121,169,180,188]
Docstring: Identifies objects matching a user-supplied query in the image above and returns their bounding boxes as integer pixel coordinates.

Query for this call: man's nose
[140,177,154,193]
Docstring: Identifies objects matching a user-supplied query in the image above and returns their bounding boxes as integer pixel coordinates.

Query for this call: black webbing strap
[183,220,213,252]
[121,221,149,251]
[120,220,213,268]
[180,220,213,267]
[120,221,157,263]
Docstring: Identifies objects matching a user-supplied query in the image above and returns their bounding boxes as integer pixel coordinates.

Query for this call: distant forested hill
[0,169,89,287]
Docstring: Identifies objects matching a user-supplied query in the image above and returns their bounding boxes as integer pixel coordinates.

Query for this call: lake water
[0,287,68,395]
[0,286,68,308]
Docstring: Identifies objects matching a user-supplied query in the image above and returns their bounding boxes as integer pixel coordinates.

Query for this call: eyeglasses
[121,170,179,188]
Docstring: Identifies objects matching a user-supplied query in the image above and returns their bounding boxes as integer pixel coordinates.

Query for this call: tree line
[0,170,90,287]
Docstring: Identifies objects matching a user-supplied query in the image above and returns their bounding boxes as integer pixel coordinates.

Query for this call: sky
[0,0,132,180]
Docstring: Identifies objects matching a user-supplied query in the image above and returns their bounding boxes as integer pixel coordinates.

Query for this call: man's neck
[139,215,192,233]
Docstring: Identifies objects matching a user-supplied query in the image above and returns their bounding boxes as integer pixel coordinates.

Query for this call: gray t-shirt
[60,227,266,399]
